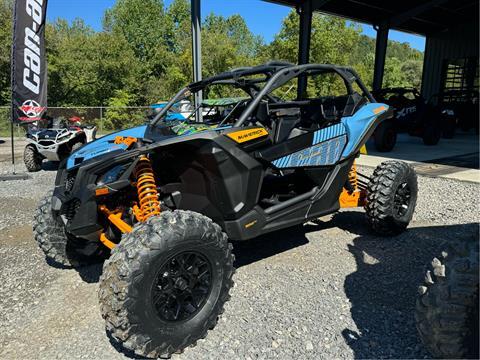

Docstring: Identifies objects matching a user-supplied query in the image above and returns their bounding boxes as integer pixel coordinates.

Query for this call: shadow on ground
[71,209,479,359]
[41,161,60,171]
[341,219,479,359]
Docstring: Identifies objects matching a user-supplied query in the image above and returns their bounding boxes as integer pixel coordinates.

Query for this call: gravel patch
[0,161,478,359]
[0,162,56,231]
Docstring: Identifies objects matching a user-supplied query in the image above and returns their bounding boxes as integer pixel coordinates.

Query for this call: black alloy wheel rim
[393,182,411,218]
[151,251,213,322]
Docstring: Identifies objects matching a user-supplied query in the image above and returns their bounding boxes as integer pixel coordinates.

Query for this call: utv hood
[66,125,148,170]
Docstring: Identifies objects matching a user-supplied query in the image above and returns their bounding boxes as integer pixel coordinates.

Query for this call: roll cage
[152,62,375,127]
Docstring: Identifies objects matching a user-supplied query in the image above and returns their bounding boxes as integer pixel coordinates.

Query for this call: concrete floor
[360,131,479,183]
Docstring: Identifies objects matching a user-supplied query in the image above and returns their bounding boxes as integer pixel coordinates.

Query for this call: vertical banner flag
[11,0,48,123]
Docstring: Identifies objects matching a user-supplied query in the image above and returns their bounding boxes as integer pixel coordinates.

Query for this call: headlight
[97,163,131,186]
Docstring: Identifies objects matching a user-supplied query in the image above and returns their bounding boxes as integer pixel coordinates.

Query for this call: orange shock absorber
[349,162,358,191]
[134,155,161,221]
[339,161,366,208]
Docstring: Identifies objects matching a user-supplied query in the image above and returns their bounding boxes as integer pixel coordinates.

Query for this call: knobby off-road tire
[99,210,235,359]
[365,161,418,235]
[33,191,106,267]
[422,123,442,146]
[374,120,397,152]
[416,238,479,359]
[24,144,43,172]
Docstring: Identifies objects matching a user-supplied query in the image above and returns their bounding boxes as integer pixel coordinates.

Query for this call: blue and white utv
[33,62,418,358]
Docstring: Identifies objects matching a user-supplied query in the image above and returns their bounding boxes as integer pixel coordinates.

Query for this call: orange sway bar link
[100,233,116,250]
[99,205,133,250]
[99,205,132,233]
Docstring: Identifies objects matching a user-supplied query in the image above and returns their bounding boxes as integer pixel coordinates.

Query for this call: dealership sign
[11,0,48,123]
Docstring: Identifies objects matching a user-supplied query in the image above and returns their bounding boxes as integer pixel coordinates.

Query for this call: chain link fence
[0,105,159,138]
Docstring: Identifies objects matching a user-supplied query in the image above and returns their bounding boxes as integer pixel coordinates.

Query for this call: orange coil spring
[134,156,161,221]
[348,162,358,190]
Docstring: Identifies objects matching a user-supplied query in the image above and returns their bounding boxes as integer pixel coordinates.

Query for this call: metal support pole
[0,107,30,181]
[373,25,389,92]
[297,0,313,99]
[10,116,15,174]
[191,0,203,122]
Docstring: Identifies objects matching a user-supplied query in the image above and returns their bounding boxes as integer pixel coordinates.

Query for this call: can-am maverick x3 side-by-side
[33,62,418,358]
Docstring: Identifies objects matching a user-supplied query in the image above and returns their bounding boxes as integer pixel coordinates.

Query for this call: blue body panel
[151,103,187,121]
[272,103,389,168]
[67,125,148,170]
[341,103,388,159]
[273,124,347,168]
[67,103,388,171]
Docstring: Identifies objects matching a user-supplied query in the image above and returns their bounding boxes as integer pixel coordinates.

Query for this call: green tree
[267,11,361,66]
[383,57,408,88]
[104,89,144,130]
[401,60,423,89]
[0,0,13,105]
[47,19,141,107]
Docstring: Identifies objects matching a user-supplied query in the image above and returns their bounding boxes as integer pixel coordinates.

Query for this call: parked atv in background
[372,88,457,152]
[416,234,479,359]
[442,89,479,134]
[33,62,418,358]
[24,116,97,172]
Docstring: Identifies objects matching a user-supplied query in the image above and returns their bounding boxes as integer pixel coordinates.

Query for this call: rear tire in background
[24,144,43,172]
[422,123,442,145]
[442,116,457,139]
[416,237,479,359]
[374,120,397,152]
[33,191,107,267]
[365,161,418,236]
[99,210,235,358]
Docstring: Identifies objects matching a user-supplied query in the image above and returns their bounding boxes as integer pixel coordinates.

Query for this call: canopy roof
[263,0,478,35]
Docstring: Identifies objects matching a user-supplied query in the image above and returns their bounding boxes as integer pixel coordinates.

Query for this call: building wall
[421,21,479,100]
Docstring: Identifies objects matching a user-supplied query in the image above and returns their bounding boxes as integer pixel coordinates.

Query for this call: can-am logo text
[23,0,44,95]
[19,99,45,119]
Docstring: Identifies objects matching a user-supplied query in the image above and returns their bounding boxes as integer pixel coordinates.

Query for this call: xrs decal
[396,106,416,119]
[272,124,348,168]
[273,135,347,168]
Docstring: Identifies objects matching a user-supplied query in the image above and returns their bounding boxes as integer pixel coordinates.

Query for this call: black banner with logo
[11,0,48,123]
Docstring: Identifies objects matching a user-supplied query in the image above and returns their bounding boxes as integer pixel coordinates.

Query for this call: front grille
[65,198,81,221]
[39,140,55,146]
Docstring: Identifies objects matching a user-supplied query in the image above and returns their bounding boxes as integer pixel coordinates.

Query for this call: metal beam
[388,0,449,27]
[310,0,332,10]
[191,0,203,122]
[297,0,313,99]
[372,25,389,91]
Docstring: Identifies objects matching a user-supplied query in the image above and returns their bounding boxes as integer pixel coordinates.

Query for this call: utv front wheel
[365,161,418,235]
[24,144,43,172]
[99,210,235,358]
[416,238,479,359]
[33,191,106,267]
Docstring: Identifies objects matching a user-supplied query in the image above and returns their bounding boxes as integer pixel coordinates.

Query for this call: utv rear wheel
[365,161,417,235]
[374,120,397,152]
[24,145,43,172]
[99,210,235,359]
[33,191,106,267]
[416,237,479,359]
[422,122,442,145]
